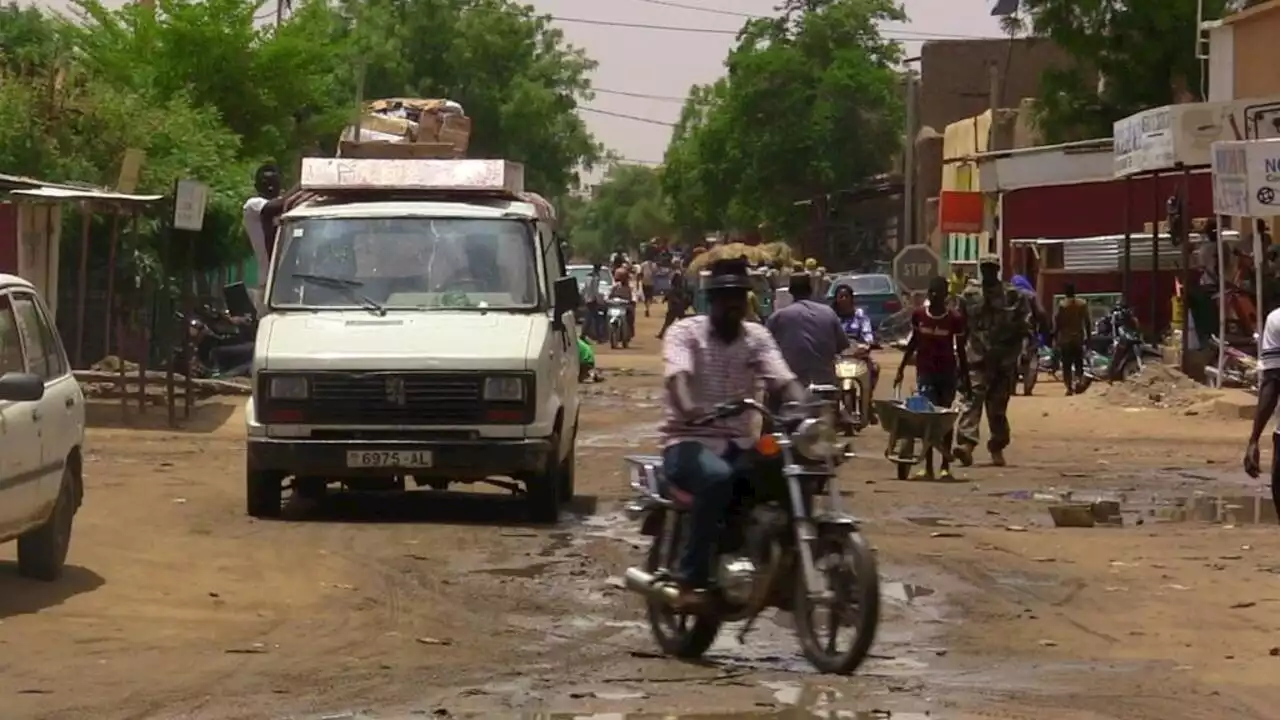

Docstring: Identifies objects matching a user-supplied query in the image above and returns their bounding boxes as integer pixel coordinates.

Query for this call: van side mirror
[553,276,581,320]
[0,371,44,402]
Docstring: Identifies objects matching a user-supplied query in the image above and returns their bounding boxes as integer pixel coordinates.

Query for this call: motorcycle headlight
[792,417,839,460]
[268,375,309,400]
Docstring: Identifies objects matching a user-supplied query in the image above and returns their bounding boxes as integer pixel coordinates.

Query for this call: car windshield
[269,216,540,310]
[842,275,894,295]
[567,266,594,287]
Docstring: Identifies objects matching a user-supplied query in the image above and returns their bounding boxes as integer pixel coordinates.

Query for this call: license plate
[345,450,434,468]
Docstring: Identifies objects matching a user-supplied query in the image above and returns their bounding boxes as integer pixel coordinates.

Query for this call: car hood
[258,311,540,371]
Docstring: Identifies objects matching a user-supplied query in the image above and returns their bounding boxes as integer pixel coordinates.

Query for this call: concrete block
[1213,389,1258,420]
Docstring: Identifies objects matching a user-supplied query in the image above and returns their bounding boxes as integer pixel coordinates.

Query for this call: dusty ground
[3,309,1280,720]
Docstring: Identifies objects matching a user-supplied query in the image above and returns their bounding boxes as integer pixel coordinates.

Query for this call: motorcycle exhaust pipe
[623,566,681,602]
[624,566,658,595]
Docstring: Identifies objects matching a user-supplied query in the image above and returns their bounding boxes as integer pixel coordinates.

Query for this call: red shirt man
[895,276,969,478]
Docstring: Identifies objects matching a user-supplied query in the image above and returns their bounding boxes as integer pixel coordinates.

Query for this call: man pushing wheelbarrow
[887,277,969,480]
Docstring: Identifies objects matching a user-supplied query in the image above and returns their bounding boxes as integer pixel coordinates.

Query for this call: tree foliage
[571,164,670,260]
[0,0,601,275]
[660,0,905,240]
[1018,0,1229,142]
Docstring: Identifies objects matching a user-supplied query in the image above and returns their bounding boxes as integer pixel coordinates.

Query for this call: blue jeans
[585,302,604,341]
[662,441,739,587]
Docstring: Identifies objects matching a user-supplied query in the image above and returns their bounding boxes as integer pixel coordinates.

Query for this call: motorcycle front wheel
[792,526,880,674]
[645,513,721,659]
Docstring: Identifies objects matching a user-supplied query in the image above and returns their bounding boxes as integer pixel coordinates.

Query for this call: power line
[543,14,1000,41]
[628,0,756,18]
[580,106,676,126]
[614,0,1003,40]
[591,87,687,103]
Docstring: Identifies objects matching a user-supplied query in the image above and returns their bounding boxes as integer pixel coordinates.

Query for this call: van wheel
[559,443,577,502]
[247,462,284,518]
[527,435,563,524]
[18,464,78,581]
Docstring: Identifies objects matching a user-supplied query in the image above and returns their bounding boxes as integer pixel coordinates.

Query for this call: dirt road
[3,311,1280,719]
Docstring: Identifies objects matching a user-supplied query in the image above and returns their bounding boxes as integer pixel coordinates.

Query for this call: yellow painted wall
[940,110,992,265]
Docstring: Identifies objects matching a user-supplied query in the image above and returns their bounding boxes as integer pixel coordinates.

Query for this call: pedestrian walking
[895,276,967,479]
[1244,304,1280,524]
[639,259,656,317]
[658,269,690,339]
[953,253,1033,467]
[1053,283,1091,394]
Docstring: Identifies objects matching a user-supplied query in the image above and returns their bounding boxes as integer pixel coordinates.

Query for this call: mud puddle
[993,486,1276,525]
[581,423,662,449]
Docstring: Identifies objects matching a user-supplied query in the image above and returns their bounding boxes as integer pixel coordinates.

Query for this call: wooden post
[1151,169,1161,334]
[1122,177,1132,300]
[74,204,91,368]
[103,214,120,357]
[1179,166,1192,374]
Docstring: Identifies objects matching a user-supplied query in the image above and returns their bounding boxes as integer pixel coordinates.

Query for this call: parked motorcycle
[622,397,880,675]
[1205,334,1260,391]
[607,298,632,349]
[173,305,255,379]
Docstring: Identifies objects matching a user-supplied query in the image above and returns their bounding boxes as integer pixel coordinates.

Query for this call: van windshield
[269,217,540,310]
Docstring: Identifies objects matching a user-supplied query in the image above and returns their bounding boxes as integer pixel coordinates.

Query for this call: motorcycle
[622,397,880,675]
[835,345,875,436]
[1073,305,1156,391]
[1205,334,1260,391]
[1017,334,1046,396]
[607,298,632,349]
[173,304,255,379]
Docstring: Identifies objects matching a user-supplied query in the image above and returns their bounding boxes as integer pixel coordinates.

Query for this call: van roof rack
[300,157,525,197]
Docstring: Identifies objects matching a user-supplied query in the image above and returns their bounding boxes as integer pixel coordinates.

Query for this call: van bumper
[246,437,554,478]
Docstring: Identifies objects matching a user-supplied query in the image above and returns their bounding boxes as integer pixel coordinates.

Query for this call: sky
[29,0,1006,175]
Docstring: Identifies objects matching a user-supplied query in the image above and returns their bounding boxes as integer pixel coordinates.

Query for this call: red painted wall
[0,203,17,275]
[1001,172,1209,333]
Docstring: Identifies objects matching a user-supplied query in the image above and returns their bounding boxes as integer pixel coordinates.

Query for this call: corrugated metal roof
[9,187,163,203]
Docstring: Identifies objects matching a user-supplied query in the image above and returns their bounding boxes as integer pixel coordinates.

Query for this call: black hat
[705,257,752,291]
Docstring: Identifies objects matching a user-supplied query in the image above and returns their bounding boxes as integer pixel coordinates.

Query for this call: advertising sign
[1209,138,1280,217]
[1113,106,1174,177]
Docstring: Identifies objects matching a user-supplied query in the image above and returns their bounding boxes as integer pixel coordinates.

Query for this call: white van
[0,274,85,579]
[244,159,581,522]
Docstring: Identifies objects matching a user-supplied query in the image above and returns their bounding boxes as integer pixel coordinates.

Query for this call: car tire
[559,440,577,502]
[246,461,284,518]
[528,434,563,524]
[17,463,78,581]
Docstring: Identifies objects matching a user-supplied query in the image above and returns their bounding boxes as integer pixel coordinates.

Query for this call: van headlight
[792,418,838,460]
[268,375,309,400]
[484,376,526,401]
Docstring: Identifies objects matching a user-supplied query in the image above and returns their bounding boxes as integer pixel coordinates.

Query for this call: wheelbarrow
[872,388,961,481]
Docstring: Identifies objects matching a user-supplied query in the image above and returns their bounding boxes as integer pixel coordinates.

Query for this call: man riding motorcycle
[660,257,803,608]
[832,284,880,422]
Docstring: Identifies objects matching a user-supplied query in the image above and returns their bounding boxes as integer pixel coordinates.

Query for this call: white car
[0,274,85,580]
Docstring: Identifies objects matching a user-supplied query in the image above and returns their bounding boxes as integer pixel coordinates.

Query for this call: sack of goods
[339,97,472,157]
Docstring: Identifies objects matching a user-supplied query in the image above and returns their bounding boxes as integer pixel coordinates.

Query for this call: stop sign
[892,244,941,293]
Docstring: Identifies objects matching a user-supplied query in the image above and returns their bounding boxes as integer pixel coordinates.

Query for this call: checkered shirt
[660,315,796,449]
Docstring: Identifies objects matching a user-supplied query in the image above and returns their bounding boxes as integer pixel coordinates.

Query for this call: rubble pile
[1100,363,1214,409]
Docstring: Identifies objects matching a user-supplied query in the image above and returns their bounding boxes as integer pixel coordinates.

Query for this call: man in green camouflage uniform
[953,253,1033,467]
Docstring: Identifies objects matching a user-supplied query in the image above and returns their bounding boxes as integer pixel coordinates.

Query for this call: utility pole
[902,71,917,250]
[986,61,1001,150]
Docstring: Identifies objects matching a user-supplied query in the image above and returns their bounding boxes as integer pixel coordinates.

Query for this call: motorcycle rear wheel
[792,527,880,675]
[645,513,721,659]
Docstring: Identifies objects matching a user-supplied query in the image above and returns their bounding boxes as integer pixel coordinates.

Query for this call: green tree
[345,0,602,198]
[661,0,905,239]
[1019,0,1229,142]
[576,163,670,259]
[66,0,352,168]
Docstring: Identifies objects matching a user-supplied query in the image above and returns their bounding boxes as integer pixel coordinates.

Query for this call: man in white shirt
[1244,305,1280,524]
[242,165,281,275]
